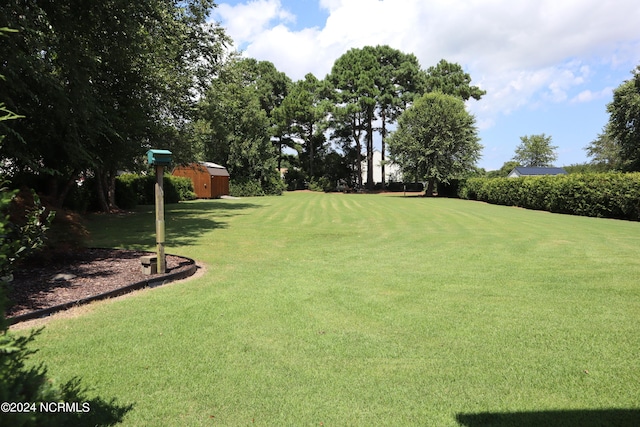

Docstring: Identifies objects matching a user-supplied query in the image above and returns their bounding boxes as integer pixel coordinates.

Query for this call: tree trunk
[366,109,374,190]
[95,170,109,213]
[107,173,116,209]
[54,173,80,208]
[308,125,314,179]
[355,139,363,188]
[95,168,117,212]
[277,139,282,171]
[425,178,436,197]
[381,109,387,189]
[352,116,363,188]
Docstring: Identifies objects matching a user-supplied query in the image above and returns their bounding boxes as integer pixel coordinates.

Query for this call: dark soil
[4,248,194,318]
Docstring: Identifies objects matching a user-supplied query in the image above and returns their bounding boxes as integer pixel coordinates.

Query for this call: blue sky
[210,0,640,170]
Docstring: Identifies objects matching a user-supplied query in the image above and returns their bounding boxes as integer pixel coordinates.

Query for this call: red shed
[172,162,230,199]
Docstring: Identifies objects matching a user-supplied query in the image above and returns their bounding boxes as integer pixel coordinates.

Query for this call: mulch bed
[4,248,195,320]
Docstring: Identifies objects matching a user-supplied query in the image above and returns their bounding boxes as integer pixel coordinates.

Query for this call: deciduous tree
[585,126,621,170]
[0,1,228,210]
[388,92,481,195]
[512,134,558,167]
[605,66,640,171]
[198,55,281,193]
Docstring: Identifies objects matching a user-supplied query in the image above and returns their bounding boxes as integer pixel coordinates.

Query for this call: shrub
[229,176,285,197]
[308,177,334,193]
[261,175,286,196]
[437,180,462,197]
[0,186,53,283]
[114,174,140,209]
[115,173,196,207]
[230,179,265,197]
[284,169,307,191]
[386,182,405,192]
[163,175,196,204]
[169,175,197,202]
[405,182,425,192]
[459,173,640,221]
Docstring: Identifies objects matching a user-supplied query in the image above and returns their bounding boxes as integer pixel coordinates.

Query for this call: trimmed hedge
[229,179,265,197]
[230,177,285,197]
[115,173,196,209]
[459,173,640,221]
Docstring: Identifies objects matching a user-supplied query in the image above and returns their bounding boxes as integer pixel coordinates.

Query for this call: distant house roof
[508,167,568,178]
[200,161,229,177]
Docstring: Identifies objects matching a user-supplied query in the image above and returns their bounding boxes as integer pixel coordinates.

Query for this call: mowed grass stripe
[24,192,640,426]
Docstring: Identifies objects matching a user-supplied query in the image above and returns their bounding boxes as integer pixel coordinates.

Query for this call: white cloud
[570,87,614,104]
[244,25,332,80]
[214,0,295,46]
[318,0,343,12]
[212,0,640,127]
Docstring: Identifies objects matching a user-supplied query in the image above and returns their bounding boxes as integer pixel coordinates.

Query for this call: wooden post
[155,165,166,274]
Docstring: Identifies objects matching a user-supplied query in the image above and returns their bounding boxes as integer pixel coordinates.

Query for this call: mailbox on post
[147,149,173,166]
[145,149,172,274]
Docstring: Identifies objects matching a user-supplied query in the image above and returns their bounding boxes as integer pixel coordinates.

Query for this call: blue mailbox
[147,149,172,166]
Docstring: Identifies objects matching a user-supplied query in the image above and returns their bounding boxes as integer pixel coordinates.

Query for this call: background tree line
[2,0,487,207]
[198,49,486,195]
[2,2,640,210]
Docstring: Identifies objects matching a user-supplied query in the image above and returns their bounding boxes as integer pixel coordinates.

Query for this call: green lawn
[24,192,640,425]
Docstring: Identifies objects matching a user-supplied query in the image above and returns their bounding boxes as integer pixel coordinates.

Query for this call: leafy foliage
[198,56,284,195]
[0,1,229,210]
[388,92,482,195]
[275,73,329,180]
[585,127,622,170]
[0,191,53,281]
[422,59,486,101]
[115,173,196,208]
[229,179,265,197]
[563,162,611,174]
[512,134,558,167]
[460,173,640,220]
[486,161,520,178]
[328,48,378,167]
[327,46,424,188]
[605,66,640,171]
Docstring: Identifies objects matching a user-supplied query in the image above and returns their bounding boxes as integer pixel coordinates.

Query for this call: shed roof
[200,161,229,177]
[510,167,568,176]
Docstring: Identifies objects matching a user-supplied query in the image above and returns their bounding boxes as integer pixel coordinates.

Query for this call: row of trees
[196,48,486,195]
[203,57,640,192]
[4,1,638,209]
[170,56,640,195]
[2,0,486,205]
